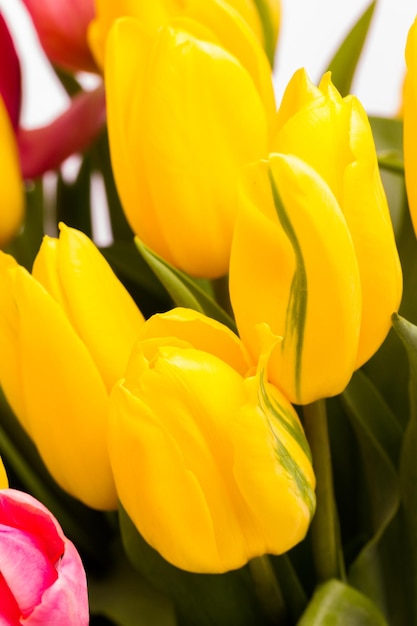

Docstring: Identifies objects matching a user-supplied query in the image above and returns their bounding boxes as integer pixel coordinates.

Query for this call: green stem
[303,399,346,582]
[249,555,287,624]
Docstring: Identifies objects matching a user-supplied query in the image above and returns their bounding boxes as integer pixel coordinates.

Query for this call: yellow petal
[273,69,402,369]
[342,100,402,366]
[33,224,144,391]
[11,266,117,510]
[105,18,175,265]
[0,252,30,431]
[0,457,8,489]
[232,370,314,556]
[0,97,24,247]
[230,154,362,404]
[110,345,249,572]
[185,0,276,124]
[137,307,252,375]
[404,18,417,235]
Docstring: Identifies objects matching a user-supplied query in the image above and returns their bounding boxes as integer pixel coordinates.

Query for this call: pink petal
[0,527,58,617]
[0,572,21,624]
[24,539,89,626]
[0,491,63,563]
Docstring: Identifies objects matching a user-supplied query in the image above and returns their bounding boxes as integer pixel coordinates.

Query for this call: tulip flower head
[0,224,145,509]
[0,489,89,625]
[105,14,273,278]
[230,70,402,404]
[109,308,315,573]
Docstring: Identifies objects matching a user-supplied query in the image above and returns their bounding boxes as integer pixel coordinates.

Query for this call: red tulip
[21,0,97,73]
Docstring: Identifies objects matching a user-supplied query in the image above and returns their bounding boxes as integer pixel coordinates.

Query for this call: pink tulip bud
[21,0,97,73]
[0,489,89,625]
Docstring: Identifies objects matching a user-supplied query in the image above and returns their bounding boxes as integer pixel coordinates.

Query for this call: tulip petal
[107,17,269,277]
[110,381,229,572]
[342,101,402,366]
[231,375,315,555]
[18,86,106,180]
[137,307,252,375]
[0,527,58,616]
[0,458,8,489]
[33,224,144,391]
[28,539,89,625]
[0,252,30,431]
[185,0,276,124]
[405,18,417,237]
[230,154,362,404]
[0,97,24,247]
[8,267,116,509]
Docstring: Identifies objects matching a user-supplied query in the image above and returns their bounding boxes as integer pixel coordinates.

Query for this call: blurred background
[0,0,415,126]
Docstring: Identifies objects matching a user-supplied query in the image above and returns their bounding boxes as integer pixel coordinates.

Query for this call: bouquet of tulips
[0,1,415,624]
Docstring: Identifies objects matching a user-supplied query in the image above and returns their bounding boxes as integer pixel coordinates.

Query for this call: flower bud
[230,155,363,404]
[106,16,272,277]
[271,69,402,370]
[109,308,315,572]
[0,224,145,509]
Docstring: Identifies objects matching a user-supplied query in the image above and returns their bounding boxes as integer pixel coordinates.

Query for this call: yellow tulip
[109,308,315,573]
[271,69,402,371]
[0,224,145,509]
[89,0,278,68]
[105,16,272,278]
[0,96,24,247]
[230,154,363,404]
[0,457,8,489]
[404,17,417,235]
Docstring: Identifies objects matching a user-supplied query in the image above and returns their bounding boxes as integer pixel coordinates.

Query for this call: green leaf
[391,313,417,624]
[101,241,169,302]
[119,506,270,626]
[325,1,377,95]
[341,371,400,616]
[135,238,236,332]
[298,579,388,625]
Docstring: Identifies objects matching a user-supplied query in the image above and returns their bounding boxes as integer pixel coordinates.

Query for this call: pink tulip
[0,489,89,625]
[21,0,97,73]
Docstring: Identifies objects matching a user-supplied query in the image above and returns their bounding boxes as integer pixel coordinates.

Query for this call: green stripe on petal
[258,354,315,516]
[268,168,307,401]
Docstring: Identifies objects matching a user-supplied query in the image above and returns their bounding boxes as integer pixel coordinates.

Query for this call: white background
[0,0,416,126]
